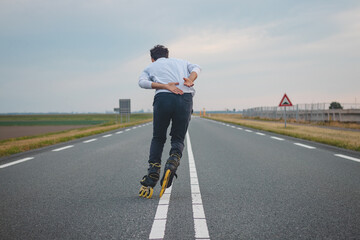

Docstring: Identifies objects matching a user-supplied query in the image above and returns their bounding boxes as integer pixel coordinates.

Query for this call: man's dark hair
[150,45,169,61]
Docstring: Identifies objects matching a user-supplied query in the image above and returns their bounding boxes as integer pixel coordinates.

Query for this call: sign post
[114,108,120,123]
[279,93,293,128]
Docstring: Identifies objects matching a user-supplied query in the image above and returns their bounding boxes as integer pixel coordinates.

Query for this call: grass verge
[204,114,360,152]
[0,113,147,126]
[0,116,152,158]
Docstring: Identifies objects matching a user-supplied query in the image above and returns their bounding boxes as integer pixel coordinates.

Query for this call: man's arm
[138,71,153,89]
[184,62,201,87]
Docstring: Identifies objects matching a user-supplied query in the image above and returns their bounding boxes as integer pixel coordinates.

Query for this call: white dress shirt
[138,58,201,95]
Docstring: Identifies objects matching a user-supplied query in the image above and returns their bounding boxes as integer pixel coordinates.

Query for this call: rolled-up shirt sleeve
[187,62,201,76]
[138,70,153,89]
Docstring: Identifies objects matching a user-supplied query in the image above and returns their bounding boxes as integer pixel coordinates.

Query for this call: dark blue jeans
[149,93,193,165]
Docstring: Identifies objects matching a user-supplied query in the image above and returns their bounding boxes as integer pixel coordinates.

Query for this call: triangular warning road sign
[279,94,293,107]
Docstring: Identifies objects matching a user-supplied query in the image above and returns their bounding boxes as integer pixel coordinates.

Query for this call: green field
[0,114,152,126]
[0,113,153,157]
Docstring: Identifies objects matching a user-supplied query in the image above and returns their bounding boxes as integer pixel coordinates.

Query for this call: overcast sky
[1,0,359,113]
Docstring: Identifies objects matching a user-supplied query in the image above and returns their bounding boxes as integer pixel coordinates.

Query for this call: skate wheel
[159,169,171,198]
[147,187,153,199]
[139,186,146,197]
[139,186,153,199]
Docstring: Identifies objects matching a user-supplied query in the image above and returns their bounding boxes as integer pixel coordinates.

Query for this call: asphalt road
[1,117,359,239]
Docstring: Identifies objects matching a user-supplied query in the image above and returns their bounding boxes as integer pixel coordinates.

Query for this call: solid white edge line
[83,139,97,143]
[0,157,34,169]
[194,219,210,239]
[52,145,74,152]
[154,205,169,220]
[149,186,173,239]
[334,154,360,163]
[192,193,203,204]
[187,132,210,239]
[149,220,166,239]
[294,143,316,149]
[193,204,205,218]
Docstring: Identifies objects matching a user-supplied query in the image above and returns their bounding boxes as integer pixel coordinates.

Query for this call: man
[138,45,201,199]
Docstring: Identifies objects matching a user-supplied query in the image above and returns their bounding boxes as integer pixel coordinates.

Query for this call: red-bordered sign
[279,94,293,107]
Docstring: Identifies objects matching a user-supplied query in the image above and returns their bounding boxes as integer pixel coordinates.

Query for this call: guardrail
[243,103,360,123]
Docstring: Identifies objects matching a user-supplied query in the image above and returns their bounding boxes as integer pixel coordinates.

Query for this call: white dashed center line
[83,139,97,143]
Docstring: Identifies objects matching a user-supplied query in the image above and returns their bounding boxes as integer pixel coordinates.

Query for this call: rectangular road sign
[119,99,131,114]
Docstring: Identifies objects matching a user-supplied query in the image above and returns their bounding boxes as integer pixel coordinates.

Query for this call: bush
[329,102,343,109]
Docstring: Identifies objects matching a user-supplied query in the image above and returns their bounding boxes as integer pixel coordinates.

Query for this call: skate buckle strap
[148,173,158,180]
[140,175,148,183]
[170,153,181,160]
[167,159,179,168]
[149,162,161,168]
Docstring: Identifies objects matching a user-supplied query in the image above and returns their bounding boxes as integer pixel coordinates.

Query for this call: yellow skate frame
[159,169,171,198]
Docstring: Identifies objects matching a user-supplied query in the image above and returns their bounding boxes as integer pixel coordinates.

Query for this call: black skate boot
[159,153,181,198]
[139,162,161,199]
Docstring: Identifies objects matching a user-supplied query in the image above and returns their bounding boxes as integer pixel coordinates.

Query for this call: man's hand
[183,72,197,87]
[183,77,194,87]
[166,82,183,95]
[151,82,183,95]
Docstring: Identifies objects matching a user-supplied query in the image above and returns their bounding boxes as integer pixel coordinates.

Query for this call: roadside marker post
[279,93,293,128]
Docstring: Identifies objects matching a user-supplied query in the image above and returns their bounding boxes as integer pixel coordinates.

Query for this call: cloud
[1,1,359,112]
[163,8,360,110]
